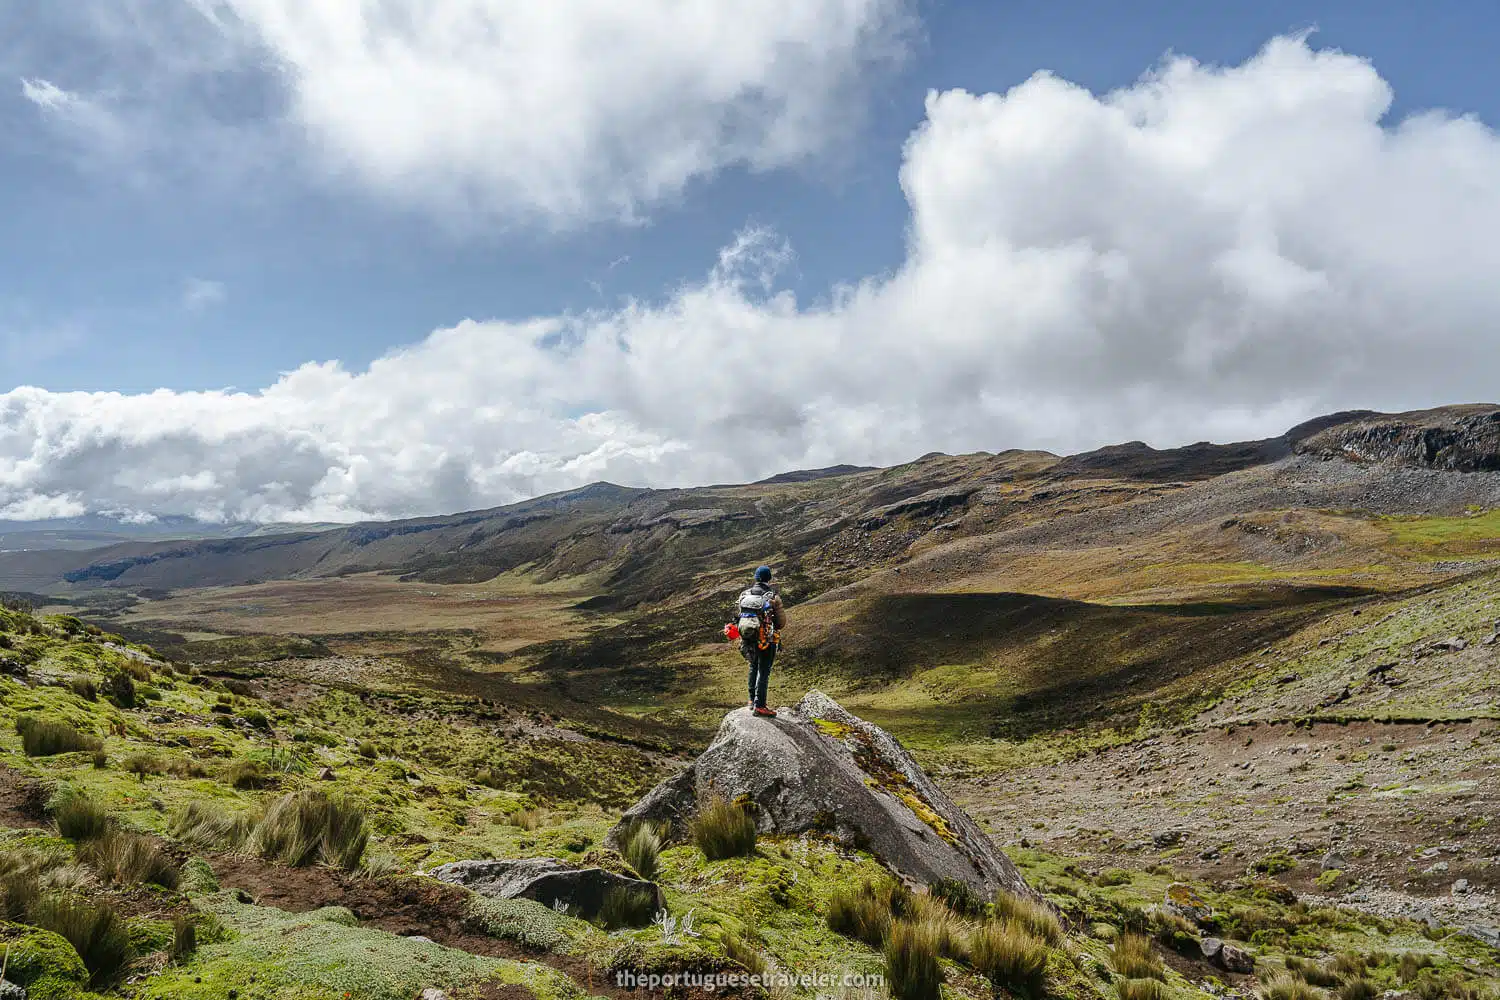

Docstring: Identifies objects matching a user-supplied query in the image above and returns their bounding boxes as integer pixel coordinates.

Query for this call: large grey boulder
[609,690,1032,899]
[427,858,661,919]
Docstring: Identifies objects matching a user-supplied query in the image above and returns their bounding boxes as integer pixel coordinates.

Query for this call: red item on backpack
[723,622,740,641]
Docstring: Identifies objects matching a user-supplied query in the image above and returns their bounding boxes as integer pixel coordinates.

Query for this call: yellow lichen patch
[813,718,853,739]
[845,727,960,847]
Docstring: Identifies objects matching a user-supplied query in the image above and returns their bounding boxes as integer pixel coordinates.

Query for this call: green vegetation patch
[135,893,578,1000]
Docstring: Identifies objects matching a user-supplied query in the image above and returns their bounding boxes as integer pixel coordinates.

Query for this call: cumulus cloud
[16,0,911,227]
[4,36,1500,523]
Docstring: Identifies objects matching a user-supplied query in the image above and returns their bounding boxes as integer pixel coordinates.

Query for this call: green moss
[0,921,89,1000]
[134,893,580,1000]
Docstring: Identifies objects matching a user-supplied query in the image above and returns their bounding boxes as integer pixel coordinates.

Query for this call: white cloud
[4,36,1500,523]
[17,0,911,227]
[182,278,227,312]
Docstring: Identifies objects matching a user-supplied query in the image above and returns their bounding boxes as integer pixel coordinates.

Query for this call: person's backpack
[735,584,777,651]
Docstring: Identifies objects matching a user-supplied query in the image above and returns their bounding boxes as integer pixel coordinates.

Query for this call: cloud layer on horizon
[5,36,1500,523]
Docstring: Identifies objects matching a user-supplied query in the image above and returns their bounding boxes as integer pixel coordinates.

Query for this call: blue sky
[2,1,1499,522]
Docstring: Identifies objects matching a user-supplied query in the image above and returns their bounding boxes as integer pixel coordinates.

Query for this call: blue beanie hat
[755,565,772,582]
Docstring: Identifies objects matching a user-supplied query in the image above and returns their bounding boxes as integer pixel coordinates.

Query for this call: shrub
[78,827,180,889]
[1111,933,1164,981]
[968,920,1049,999]
[1116,980,1169,1000]
[122,753,163,778]
[169,800,255,849]
[596,886,655,929]
[828,880,910,948]
[621,823,661,881]
[29,894,132,985]
[105,672,136,708]
[251,789,369,870]
[884,920,943,1000]
[51,793,111,842]
[69,676,98,701]
[171,914,197,960]
[691,796,757,861]
[1339,979,1378,1000]
[222,760,276,790]
[1414,973,1482,1000]
[92,751,108,769]
[993,891,1062,945]
[474,766,503,789]
[466,896,571,951]
[239,708,271,731]
[1095,868,1133,886]
[1259,976,1323,1000]
[16,716,102,757]
[931,877,987,917]
[357,740,379,758]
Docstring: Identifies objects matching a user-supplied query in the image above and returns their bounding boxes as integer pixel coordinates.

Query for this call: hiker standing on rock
[735,565,786,718]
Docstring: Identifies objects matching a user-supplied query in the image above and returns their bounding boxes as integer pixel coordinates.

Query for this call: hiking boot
[753,706,777,718]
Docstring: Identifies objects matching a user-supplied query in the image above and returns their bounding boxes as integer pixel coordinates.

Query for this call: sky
[2,0,1499,523]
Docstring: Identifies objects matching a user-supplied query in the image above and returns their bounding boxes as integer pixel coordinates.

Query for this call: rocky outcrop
[1293,406,1500,472]
[427,858,661,919]
[609,691,1033,899]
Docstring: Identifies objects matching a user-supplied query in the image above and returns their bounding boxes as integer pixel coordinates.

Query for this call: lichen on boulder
[609,690,1033,898]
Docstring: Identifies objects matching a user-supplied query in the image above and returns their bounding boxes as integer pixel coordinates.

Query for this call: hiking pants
[745,642,776,708]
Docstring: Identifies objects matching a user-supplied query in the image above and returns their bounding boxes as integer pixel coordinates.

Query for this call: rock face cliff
[610,691,1033,899]
[1293,406,1500,472]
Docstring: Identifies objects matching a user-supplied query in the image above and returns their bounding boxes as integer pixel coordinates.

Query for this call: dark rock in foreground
[610,690,1032,898]
[427,858,661,919]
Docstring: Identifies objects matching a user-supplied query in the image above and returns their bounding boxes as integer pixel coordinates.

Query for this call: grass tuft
[621,822,661,881]
[1339,979,1378,1000]
[883,920,943,1000]
[992,891,1062,945]
[169,800,255,849]
[968,920,1049,999]
[1117,980,1169,1000]
[29,894,132,986]
[691,796,757,861]
[251,789,370,870]
[596,885,655,929]
[1259,976,1323,1000]
[78,826,180,888]
[828,880,910,949]
[16,715,102,757]
[51,791,111,842]
[1110,933,1164,981]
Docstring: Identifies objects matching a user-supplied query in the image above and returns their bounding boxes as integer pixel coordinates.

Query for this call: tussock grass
[29,894,132,985]
[1,870,42,921]
[172,914,197,960]
[621,823,661,881]
[883,920,943,1000]
[1110,933,1164,981]
[1339,979,1378,1000]
[222,760,276,790]
[1259,976,1323,1000]
[691,796,757,861]
[122,752,164,777]
[251,789,369,870]
[968,920,1049,999]
[723,932,767,976]
[596,886,655,929]
[169,800,255,849]
[78,827,180,889]
[1286,955,1341,987]
[992,891,1062,945]
[828,880,910,949]
[16,715,102,757]
[1398,952,1434,983]
[1117,980,1169,1000]
[51,792,111,842]
[69,676,98,701]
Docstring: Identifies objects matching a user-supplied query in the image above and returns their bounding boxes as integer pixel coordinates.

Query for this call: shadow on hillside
[798,585,1378,740]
